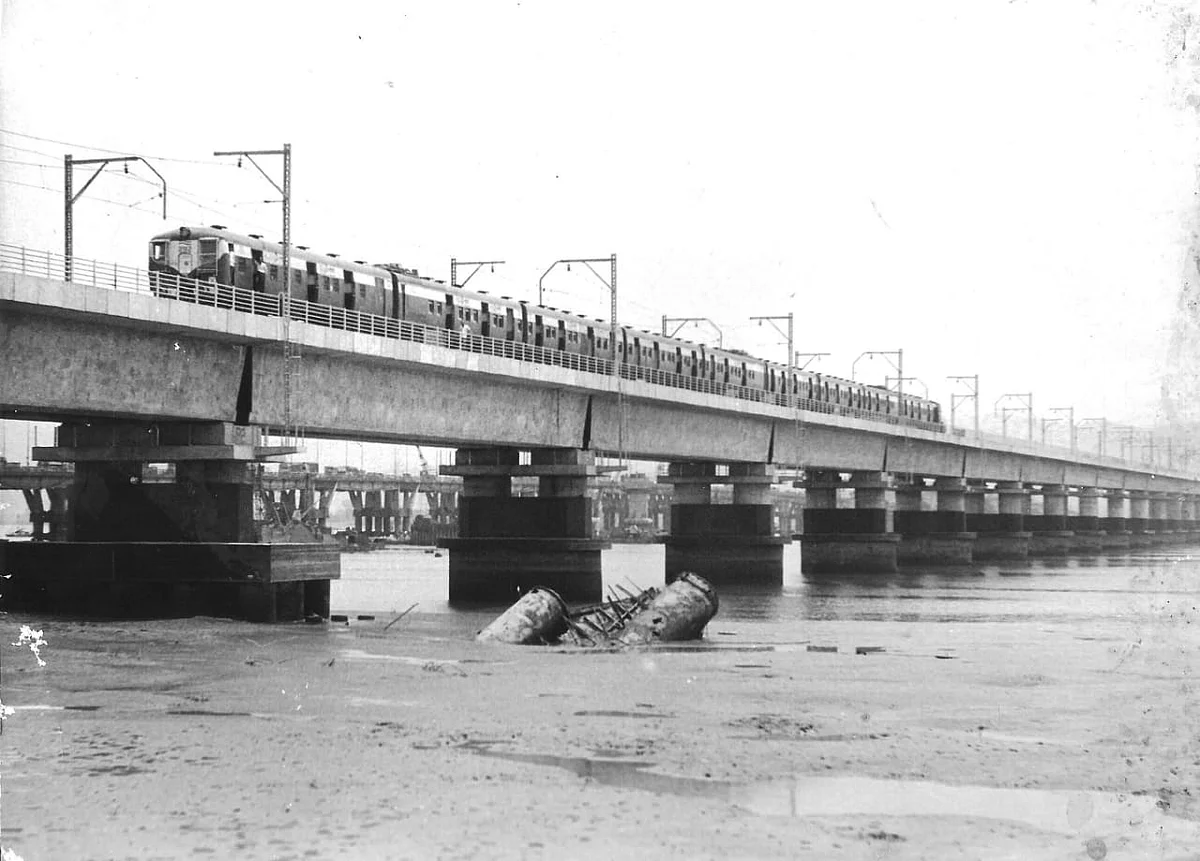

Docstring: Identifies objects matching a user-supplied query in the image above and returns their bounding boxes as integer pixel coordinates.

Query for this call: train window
[151,242,165,260]
[472,310,479,322]
[428,300,435,314]
[227,243,235,253]
[293,270,302,285]
[436,303,443,314]
[322,276,331,291]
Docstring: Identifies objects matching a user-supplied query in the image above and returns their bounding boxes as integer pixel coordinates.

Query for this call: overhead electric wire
[0,127,240,167]
[0,156,58,169]
[0,177,161,214]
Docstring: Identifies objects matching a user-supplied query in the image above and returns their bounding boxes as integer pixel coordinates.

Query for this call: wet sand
[3,563,1200,860]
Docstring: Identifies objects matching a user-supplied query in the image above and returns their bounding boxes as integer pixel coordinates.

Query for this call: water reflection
[333,543,1200,627]
[459,742,1200,852]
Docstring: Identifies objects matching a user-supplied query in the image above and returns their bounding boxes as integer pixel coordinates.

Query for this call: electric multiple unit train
[149,225,944,430]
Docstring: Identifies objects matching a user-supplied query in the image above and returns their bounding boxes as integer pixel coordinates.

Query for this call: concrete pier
[6,420,339,622]
[1027,484,1074,557]
[894,477,976,565]
[1150,494,1175,545]
[659,462,788,586]
[801,471,900,573]
[439,447,610,603]
[1068,487,1107,553]
[1128,492,1153,548]
[1101,489,1132,550]
[966,481,1031,560]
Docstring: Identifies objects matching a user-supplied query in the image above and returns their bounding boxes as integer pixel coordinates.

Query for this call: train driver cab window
[151,242,165,261]
[199,239,218,267]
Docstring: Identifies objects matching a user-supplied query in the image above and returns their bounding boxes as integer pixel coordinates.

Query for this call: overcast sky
[2,0,1198,460]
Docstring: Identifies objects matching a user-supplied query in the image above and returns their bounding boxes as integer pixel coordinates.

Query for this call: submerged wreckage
[476,572,719,647]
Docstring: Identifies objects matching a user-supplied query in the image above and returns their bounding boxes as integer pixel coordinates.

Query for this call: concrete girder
[6,271,1200,494]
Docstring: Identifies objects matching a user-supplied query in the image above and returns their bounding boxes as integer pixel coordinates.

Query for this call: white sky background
[1,0,1198,462]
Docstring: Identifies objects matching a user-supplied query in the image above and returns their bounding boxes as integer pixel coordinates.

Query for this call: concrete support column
[1150,494,1174,544]
[317,490,334,534]
[1068,488,1107,553]
[1101,490,1131,550]
[1184,496,1200,542]
[20,489,48,541]
[1165,495,1185,543]
[800,471,900,573]
[44,488,70,541]
[661,461,787,586]
[1028,484,1074,557]
[622,484,654,539]
[3,421,337,622]
[1128,493,1152,547]
[439,447,609,603]
[384,489,401,536]
[967,482,1031,560]
[893,477,976,565]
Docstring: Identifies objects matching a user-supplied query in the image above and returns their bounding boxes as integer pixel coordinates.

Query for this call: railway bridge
[2,243,1198,619]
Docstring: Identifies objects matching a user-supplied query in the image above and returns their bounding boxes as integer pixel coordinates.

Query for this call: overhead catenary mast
[213,144,300,451]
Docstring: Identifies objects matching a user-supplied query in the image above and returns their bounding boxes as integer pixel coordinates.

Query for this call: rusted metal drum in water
[618,572,719,645]
[476,587,570,645]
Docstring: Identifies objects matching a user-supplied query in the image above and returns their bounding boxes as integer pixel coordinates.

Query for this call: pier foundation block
[440,447,609,603]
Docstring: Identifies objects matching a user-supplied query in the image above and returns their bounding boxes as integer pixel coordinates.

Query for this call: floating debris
[618,573,719,646]
[478,573,719,648]
[476,587,570,645]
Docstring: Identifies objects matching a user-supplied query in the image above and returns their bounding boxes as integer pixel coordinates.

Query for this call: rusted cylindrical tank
[475,587,570,645]
[618,572,719,645]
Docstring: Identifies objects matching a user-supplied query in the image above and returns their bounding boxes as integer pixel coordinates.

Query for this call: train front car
[148,226,225,295]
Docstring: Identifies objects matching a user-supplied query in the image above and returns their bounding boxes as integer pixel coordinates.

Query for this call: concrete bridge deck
[1,245,1193,493]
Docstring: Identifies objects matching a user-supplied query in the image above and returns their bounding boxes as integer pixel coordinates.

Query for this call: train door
[723,358,730,384]
[506,307,517,341]
[480,302,490,337]
[633,336,641,369]
[586,326,595,356]
[251,250,265,292]
[652,341,661,371]
[557,320,567,351]
[690,351,698,377]
[390,273,401,319]
[342,270,356,310]
[444,294,455,329]
[534,314,544,347]
[306,262,319,302]
[740,363,747,386]
[674,347,682,375]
